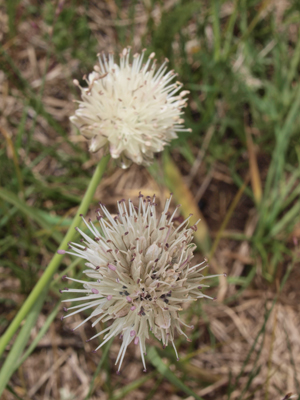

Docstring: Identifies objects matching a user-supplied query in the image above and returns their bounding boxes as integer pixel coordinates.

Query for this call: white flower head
[58,194,224,373]
[70,48,191,168]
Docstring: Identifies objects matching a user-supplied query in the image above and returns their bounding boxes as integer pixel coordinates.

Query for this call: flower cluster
[59,194,223,373]
[70,48,191,168]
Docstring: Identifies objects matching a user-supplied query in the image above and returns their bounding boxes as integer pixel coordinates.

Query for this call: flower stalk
[0,155,110,359]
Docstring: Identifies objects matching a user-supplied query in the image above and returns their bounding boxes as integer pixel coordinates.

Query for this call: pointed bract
[60,194,222,372]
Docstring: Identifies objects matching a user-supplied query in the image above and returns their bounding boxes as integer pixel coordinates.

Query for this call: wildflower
[58,194,224,373]
[70,48,191,168]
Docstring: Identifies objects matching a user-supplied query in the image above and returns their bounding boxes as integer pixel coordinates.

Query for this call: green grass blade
[147,347,205,400]
[5,384,23,400]
[0,205,17,228]
[223,0,239,60]
[0,187,63,243]
[110,371,156,400]
[0,155,110,360]
[151,2,202,60]
[238,365,262,400]
[16,302,60,368]
[265,83,300,194]
[225,267,256,304]
[144,375,165,400]
[5,0,19,37]
[212,0,221,62]
[0,288,47,396]
[270,201,300,237]
[84,338,113,400]
[286,35,300,88]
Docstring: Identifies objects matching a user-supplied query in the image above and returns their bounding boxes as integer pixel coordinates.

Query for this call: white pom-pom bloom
[70,48,191,168]
[59,195,223,373]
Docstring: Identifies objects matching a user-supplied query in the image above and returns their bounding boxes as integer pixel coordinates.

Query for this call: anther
[108,263,117,271]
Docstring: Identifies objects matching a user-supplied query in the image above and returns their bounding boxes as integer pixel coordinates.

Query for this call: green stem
[0,155,110,359]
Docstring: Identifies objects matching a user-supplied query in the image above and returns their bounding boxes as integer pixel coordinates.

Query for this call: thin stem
[209,175,250,261]
[0,155,110,359]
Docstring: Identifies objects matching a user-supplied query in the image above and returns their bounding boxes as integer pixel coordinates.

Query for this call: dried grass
[1,1,299,399]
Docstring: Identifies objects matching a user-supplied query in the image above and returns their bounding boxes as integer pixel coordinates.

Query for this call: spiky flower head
[58,195,223,373]
[70,48,191,168]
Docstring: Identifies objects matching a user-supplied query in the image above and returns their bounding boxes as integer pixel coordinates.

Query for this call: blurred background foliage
[1,0,300,399]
